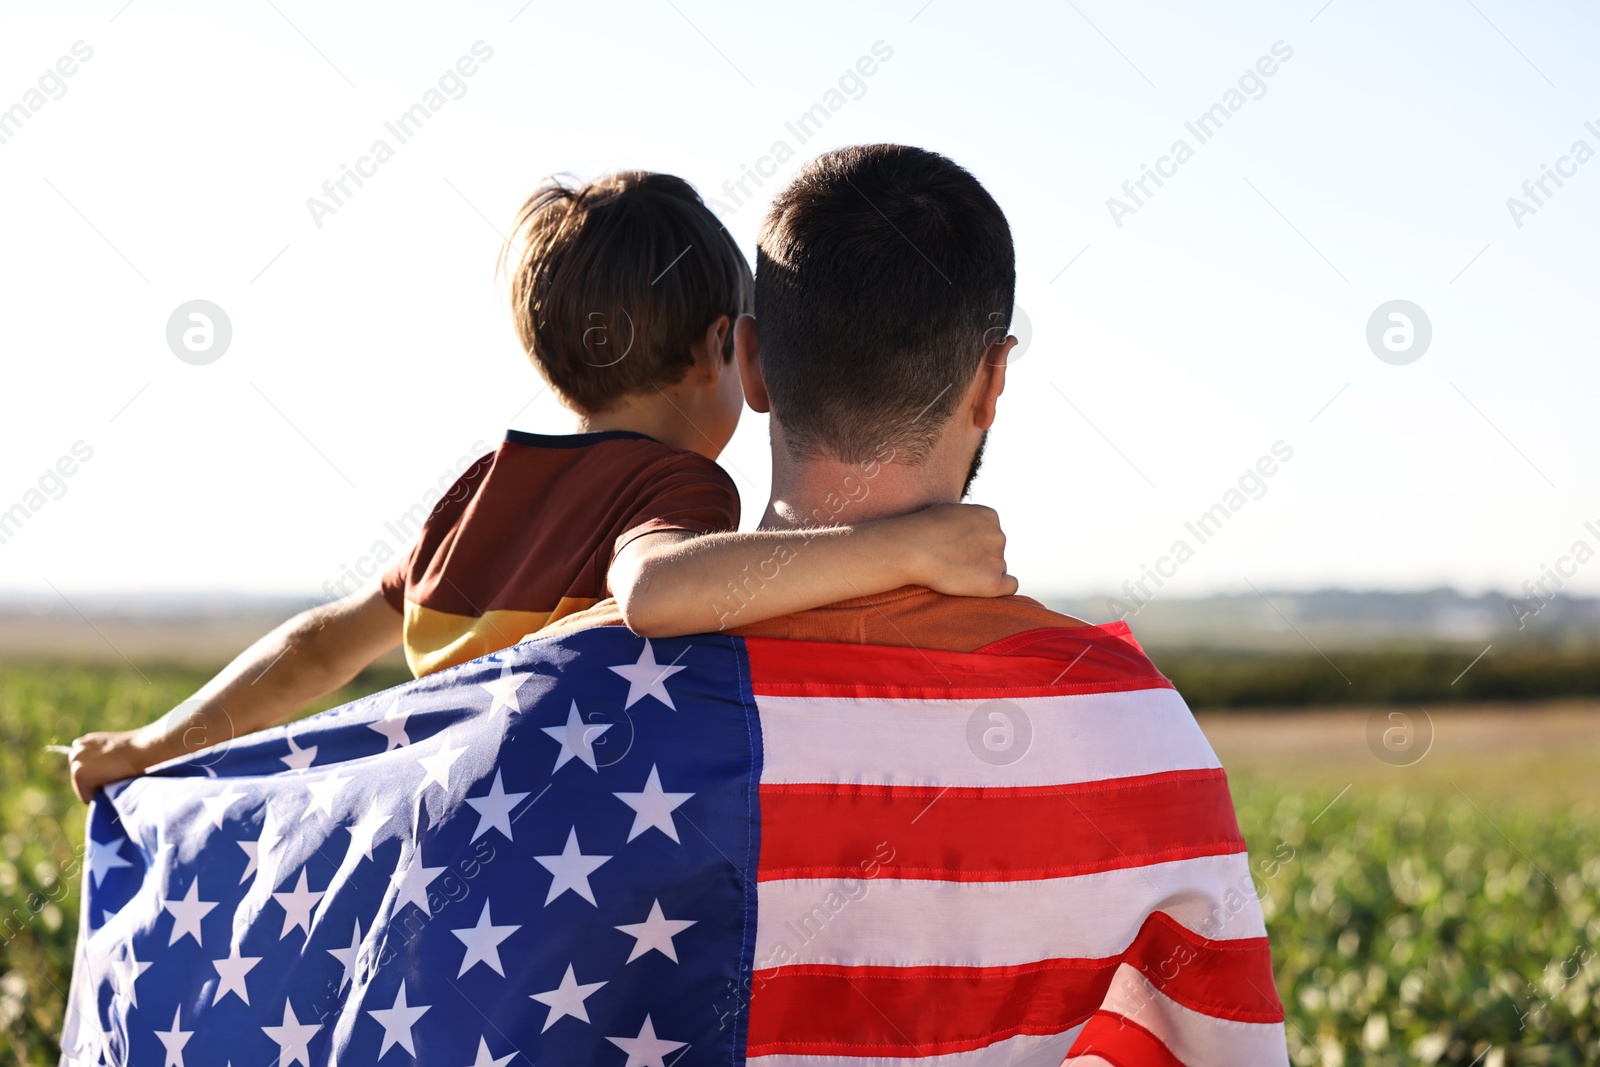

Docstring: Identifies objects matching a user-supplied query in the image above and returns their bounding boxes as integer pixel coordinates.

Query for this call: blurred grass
[1233,777,1600,1066]
[0,662,1596,1065]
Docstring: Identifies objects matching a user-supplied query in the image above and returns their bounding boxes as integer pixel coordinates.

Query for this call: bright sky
[2,0,1596,605]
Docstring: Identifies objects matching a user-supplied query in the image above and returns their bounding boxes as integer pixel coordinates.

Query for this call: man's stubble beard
[961,430,988,500]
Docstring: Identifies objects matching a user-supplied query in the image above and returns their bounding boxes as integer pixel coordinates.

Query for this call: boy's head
[752,144,1015,465]
[504,171,754,416]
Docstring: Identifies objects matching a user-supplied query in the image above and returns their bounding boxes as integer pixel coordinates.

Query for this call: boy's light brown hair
[502,171,753,414]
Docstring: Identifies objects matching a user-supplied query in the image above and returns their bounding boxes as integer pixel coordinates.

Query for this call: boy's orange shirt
[381,428,738,677]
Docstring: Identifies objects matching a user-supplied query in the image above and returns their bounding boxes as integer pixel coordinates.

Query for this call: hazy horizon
[0,581,1592,604]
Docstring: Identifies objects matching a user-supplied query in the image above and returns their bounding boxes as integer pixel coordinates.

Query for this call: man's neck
[759,451,956,531]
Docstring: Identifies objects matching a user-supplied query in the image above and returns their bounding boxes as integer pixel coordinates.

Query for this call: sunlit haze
[3,0,1597,606]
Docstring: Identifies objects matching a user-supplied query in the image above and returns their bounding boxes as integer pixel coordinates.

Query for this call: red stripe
[1067,1012,1186,1067]
[759,769,1244,882]
[748,959,1102,1058]
[747,915,1281,1057]
[1121,913,1283,1025]
[743,625,1172,700]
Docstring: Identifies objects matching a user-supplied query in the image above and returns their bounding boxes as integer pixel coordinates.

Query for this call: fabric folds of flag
[62,621,1287,1066]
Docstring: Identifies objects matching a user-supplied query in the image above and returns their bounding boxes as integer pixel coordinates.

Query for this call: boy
[68,170,1014,802]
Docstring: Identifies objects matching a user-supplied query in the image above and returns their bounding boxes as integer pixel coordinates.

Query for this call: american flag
[63,621,1287,1066]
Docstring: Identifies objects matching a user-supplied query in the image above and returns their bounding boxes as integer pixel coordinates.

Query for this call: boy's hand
[68,730,150,804]
[897,503,1019,598]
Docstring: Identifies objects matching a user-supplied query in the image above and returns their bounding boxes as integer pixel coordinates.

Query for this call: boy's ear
[734,314,770,413]
[693,315,732,380]
[972,335,1012,430]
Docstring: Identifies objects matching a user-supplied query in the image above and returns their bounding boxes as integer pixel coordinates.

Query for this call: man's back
[729,590,1287,1063]
[543,588,1290,1063]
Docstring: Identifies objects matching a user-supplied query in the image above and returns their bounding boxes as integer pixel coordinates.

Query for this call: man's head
[503,171,753,423]
[742,145,1016,499]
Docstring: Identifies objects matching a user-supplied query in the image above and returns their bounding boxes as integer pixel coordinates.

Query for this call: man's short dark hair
[755,144,1015,462]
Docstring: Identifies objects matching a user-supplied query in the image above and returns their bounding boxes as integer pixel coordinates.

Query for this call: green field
[1,663,1596,1065]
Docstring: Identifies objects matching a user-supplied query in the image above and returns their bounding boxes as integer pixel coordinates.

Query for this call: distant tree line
[1155,641,1600,709]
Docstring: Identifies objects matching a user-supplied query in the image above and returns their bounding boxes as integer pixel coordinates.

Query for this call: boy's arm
[610,502,1017,638]
[68,582,402,802]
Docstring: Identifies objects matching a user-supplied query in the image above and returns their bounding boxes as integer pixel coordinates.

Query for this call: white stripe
[1072,964,1289,1066]
[748,1024,1085,1067]
[756,688,1218,788]
[755,853,1266,970]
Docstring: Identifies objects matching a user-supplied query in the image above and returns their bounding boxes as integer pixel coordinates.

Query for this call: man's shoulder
[729,586,1088,653]
[531,587,1091,654]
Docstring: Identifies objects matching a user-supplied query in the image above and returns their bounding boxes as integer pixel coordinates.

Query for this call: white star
[261,1001,320,1067]
[415,734,469,796]
[367,981,430,1058]
[327,919,363,994]
[211,944,261,1006]
[615,899,698,963]
[280,735,317,772]
[199,783,245,829]
[154,1006,192,1067]
[391,854,446,915]
[609,640,686,710]
[162,879,218,947]
[310,775,353,823]
[480,664,532,714]
[111,956,151,1008]
[271,869,325,939]
[236,841,259,884]
[541,702,611,773]
[238,814,281,884]
[606,1015,686,1067]
[304,770,352,819]
[367,697,411,751]
[343,798,392,863]
[262,807,288,842]
[236,838,265,889]
[465,770,529,842]
[451,900,521,978]
[528,964,606,1032]
[534,828,611,906]
[87,834,133,887]
[613,765,693,843]
[463,1037,515,1067]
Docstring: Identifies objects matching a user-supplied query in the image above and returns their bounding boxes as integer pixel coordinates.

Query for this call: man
[552,143,1292,1063]
[62,145,1286,1067]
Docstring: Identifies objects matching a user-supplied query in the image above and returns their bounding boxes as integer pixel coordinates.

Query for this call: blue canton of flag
[63,627,762,1066]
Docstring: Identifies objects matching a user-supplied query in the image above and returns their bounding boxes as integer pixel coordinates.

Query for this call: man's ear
[972,335,1013,429]
[734,314,770,413]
